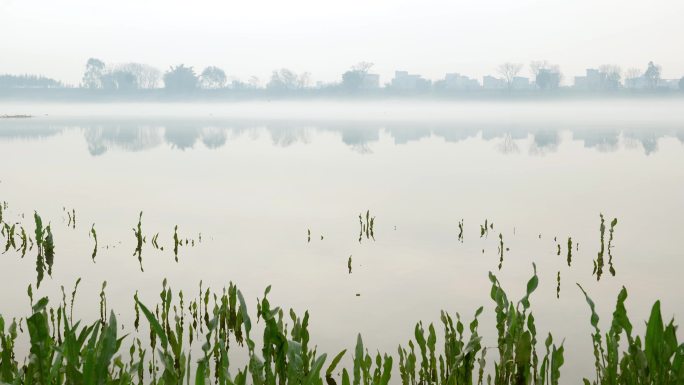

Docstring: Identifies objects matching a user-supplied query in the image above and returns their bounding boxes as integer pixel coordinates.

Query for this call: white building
[391,71,430,90]
[623,76,677,90]
[443,73,480,91]
[482,75,506,90]
[511,76,532,90]
[574,69,602,90]
[360,73,380,89]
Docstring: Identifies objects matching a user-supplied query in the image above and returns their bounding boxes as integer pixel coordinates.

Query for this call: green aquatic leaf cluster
[0,269,680,385]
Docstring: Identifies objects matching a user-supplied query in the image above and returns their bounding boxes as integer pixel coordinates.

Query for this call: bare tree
[529,60,550,77]
[298,72,312,89]
[624,68,641,81]
[352,61,374,74]
[498,62,523,88]
[116,63,161,89]
[530,60,562,89]
[199,66,227,89]
[248,76,260,89]
[598,64,622,89]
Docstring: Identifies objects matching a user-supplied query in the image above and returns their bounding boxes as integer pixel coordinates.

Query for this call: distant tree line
[0,74,62,88]
[1,58,683,95]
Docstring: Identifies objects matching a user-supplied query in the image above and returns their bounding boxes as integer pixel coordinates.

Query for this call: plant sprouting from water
[358,210,375,242]
[89,223,98,262]
[607,218,618,276]
[173,225,180,262]
[133,211,144,272]
[594,214,606,281]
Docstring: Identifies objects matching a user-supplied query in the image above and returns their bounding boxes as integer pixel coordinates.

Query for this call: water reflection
[1,118,683,156]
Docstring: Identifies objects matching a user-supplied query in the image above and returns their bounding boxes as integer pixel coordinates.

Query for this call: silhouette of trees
[342,62,374,91]
[200,66,227,89]
[163,65,198,92]
[498,62,523,89]
[82,58,106,89]
[644,61,661,88]
[0,75,63,88]
[101,70,138,90]
[598,65,622,90]
[267,69,309,91]
[116,63,161,89]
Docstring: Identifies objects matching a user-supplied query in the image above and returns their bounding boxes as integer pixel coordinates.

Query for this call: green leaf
[326,349,346,377]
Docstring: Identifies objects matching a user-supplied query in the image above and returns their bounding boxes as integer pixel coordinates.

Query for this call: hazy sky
[1,0,683,86]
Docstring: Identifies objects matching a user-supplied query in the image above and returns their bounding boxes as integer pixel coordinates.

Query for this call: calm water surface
[0,101,683,384]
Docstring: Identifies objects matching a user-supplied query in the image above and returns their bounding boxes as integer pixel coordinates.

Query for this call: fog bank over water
[2,100,684,123]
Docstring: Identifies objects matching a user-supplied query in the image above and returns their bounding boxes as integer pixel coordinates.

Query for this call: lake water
[1,100,683,384]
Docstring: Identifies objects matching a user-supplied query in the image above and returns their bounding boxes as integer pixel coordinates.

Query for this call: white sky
[1,0,683,85]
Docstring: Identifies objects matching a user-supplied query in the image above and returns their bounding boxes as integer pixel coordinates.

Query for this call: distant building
[658,79,680,90]
[625,76,650,89]
[391,71,430,90]
[361,73,380,89]
[482,75,506,90]
[574,69,602,90]
[443,73,480,91]
[511,76,532,90]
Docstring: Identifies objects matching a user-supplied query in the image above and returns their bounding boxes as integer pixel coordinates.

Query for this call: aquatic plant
[90,224,98,262]
[607,218,618,277]
[133,212,144,272]
[577,284,684,384]
[358,211,375,242]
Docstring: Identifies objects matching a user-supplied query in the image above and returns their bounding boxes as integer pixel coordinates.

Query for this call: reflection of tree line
[0,119,683,156]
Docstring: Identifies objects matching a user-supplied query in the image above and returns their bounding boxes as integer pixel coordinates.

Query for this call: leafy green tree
[82,58,106,89]
[163,64,198,92]
[200,66,227,89]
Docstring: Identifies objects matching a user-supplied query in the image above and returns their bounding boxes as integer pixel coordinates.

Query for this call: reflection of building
[483,75,506,90]
[361,74,380,89]
[443,73,480,91]
[391,71,430,90]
